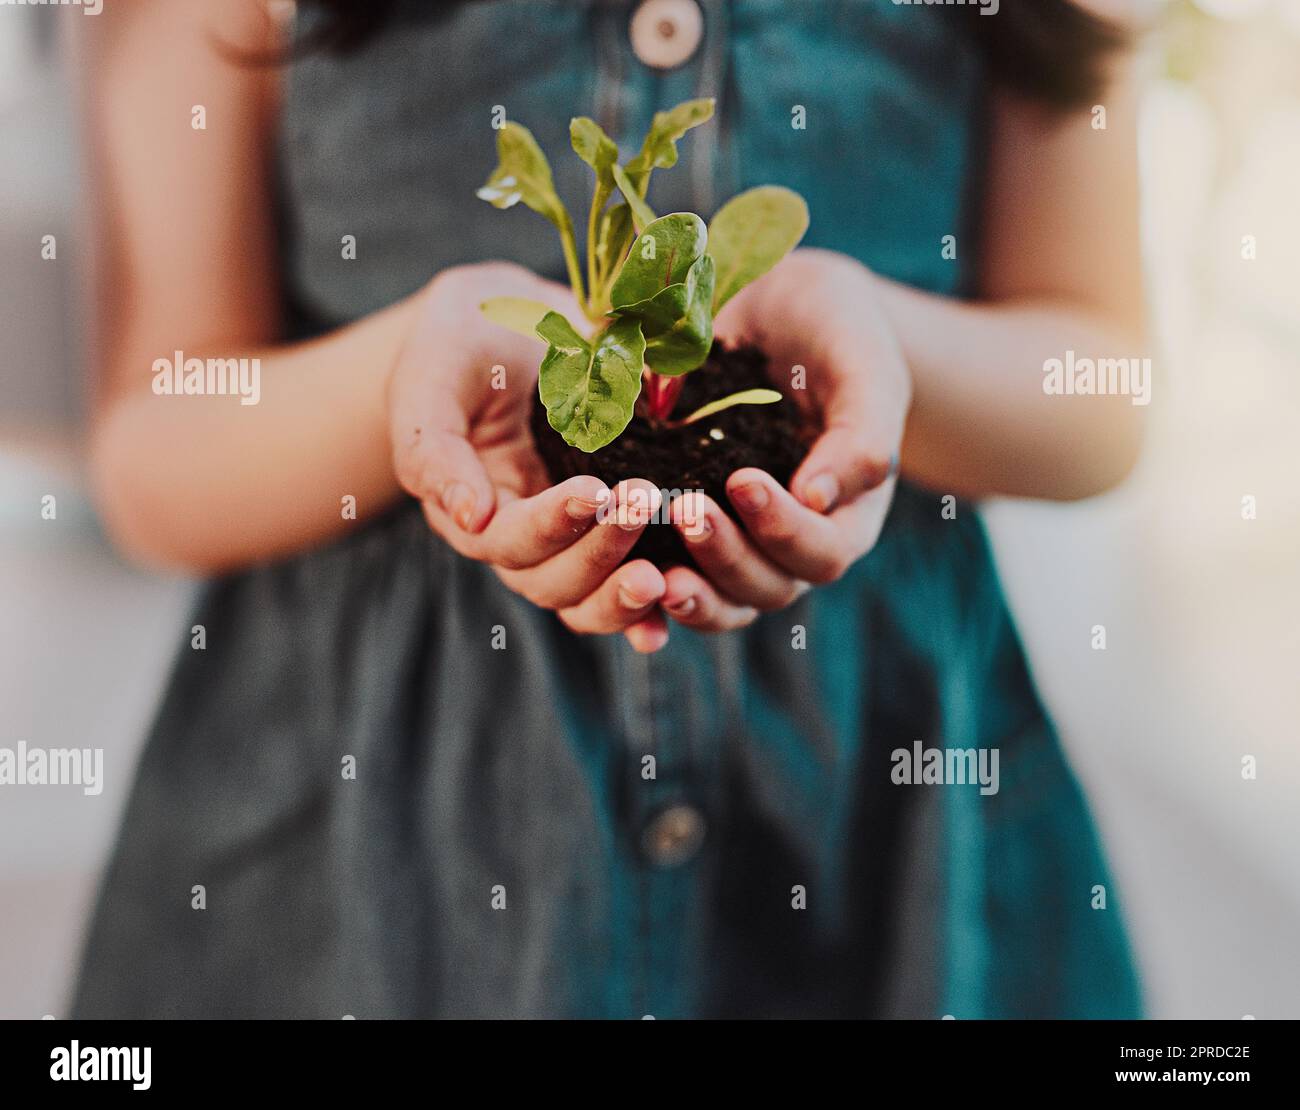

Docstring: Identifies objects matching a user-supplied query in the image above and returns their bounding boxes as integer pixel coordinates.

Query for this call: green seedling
[478,98,808,453]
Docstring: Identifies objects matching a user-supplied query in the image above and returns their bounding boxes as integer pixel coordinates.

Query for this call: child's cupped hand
[388,262,673,652]
[656,249,913,625]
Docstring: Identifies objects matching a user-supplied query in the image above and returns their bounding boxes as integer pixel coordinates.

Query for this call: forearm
[90,296,417,573]
[877,277,1146,501]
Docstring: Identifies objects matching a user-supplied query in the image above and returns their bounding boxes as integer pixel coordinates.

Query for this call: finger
[623,612,671,654]
[420,495,500,563]
[394,417,497,534]
[725,468,854,584]
[558,559,666,635]
[497,479,660,609]
[389,264,579,536]
[459,474,611,570]
[789,423,896,513]
[388,296,503,534]
[661,565,760,631]
[728,467,899,587]
[668,492,804,610]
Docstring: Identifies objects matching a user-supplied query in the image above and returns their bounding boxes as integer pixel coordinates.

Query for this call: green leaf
[624,98,715,193]
[612,164,656,233]
[622,255,715,376]
[609,213,714,376]
[594,201,635,294]
[476,121,572,231]
[570,117,619,187]
[679,388,783,426]
[537,313,646,453]
[478,119,586,308]
[707,186,810,311]
[610,212,707,304]
[479,296,553,340]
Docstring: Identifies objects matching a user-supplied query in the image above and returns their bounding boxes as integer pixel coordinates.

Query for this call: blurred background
[1,0,1298,1018]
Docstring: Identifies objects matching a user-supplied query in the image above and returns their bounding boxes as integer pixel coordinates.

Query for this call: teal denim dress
[73,0,1142,1019]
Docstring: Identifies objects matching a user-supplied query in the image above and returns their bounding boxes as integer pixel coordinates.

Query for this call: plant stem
[644,371,685,421]
[642,371,660,417]
[658,375,685,418]
[586,185,608,319]
[558,213,587,318]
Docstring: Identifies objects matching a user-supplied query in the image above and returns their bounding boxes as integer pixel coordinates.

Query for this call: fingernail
[565,494,606,520]
[442,483,477,530]
[679,512,713,543]
[619,584,655,609]
[803,473,840,513]
[730,482,769,513]
[616,496,654,531]
[666,596,697,617]
[614,485,663,530]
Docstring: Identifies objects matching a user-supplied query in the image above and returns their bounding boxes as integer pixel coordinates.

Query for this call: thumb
[790,423,897,514]
[391,392,497,534]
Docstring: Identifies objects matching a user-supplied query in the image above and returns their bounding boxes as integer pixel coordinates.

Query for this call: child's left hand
[649,248,912,636]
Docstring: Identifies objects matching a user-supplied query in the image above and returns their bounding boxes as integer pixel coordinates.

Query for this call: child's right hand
[387,262,675,652]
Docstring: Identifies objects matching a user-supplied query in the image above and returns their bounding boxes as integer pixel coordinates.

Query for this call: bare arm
[887,40,1146,501]
[78,0,677,654]
[82,0,410,572]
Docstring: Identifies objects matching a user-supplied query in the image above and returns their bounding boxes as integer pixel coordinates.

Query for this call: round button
[629,0,704,70]
[641,803,707,867]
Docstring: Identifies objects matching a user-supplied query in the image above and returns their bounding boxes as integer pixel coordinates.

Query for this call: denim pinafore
[74,0,1141,1019]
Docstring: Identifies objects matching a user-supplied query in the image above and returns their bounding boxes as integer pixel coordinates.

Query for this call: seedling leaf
[679,388,783,426]
[594,201,635,298]
[612,164,657,233]
[479,296,553,340]
[479,121,585,304]
[624,98,715,194]
[478,122,569,228]
[610,212,706,304]
[609,213,714,376]
[708,186,809,311]
[537,313,646,453]
[569,117,619,186]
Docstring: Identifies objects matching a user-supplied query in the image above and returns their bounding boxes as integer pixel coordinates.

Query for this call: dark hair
[297,0,1131,111]
[966,1,1132,110]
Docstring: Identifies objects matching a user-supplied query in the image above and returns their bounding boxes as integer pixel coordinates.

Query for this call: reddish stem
[644,372,684,421]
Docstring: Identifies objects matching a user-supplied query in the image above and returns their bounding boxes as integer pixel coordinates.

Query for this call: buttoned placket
[589,0,742,1019]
